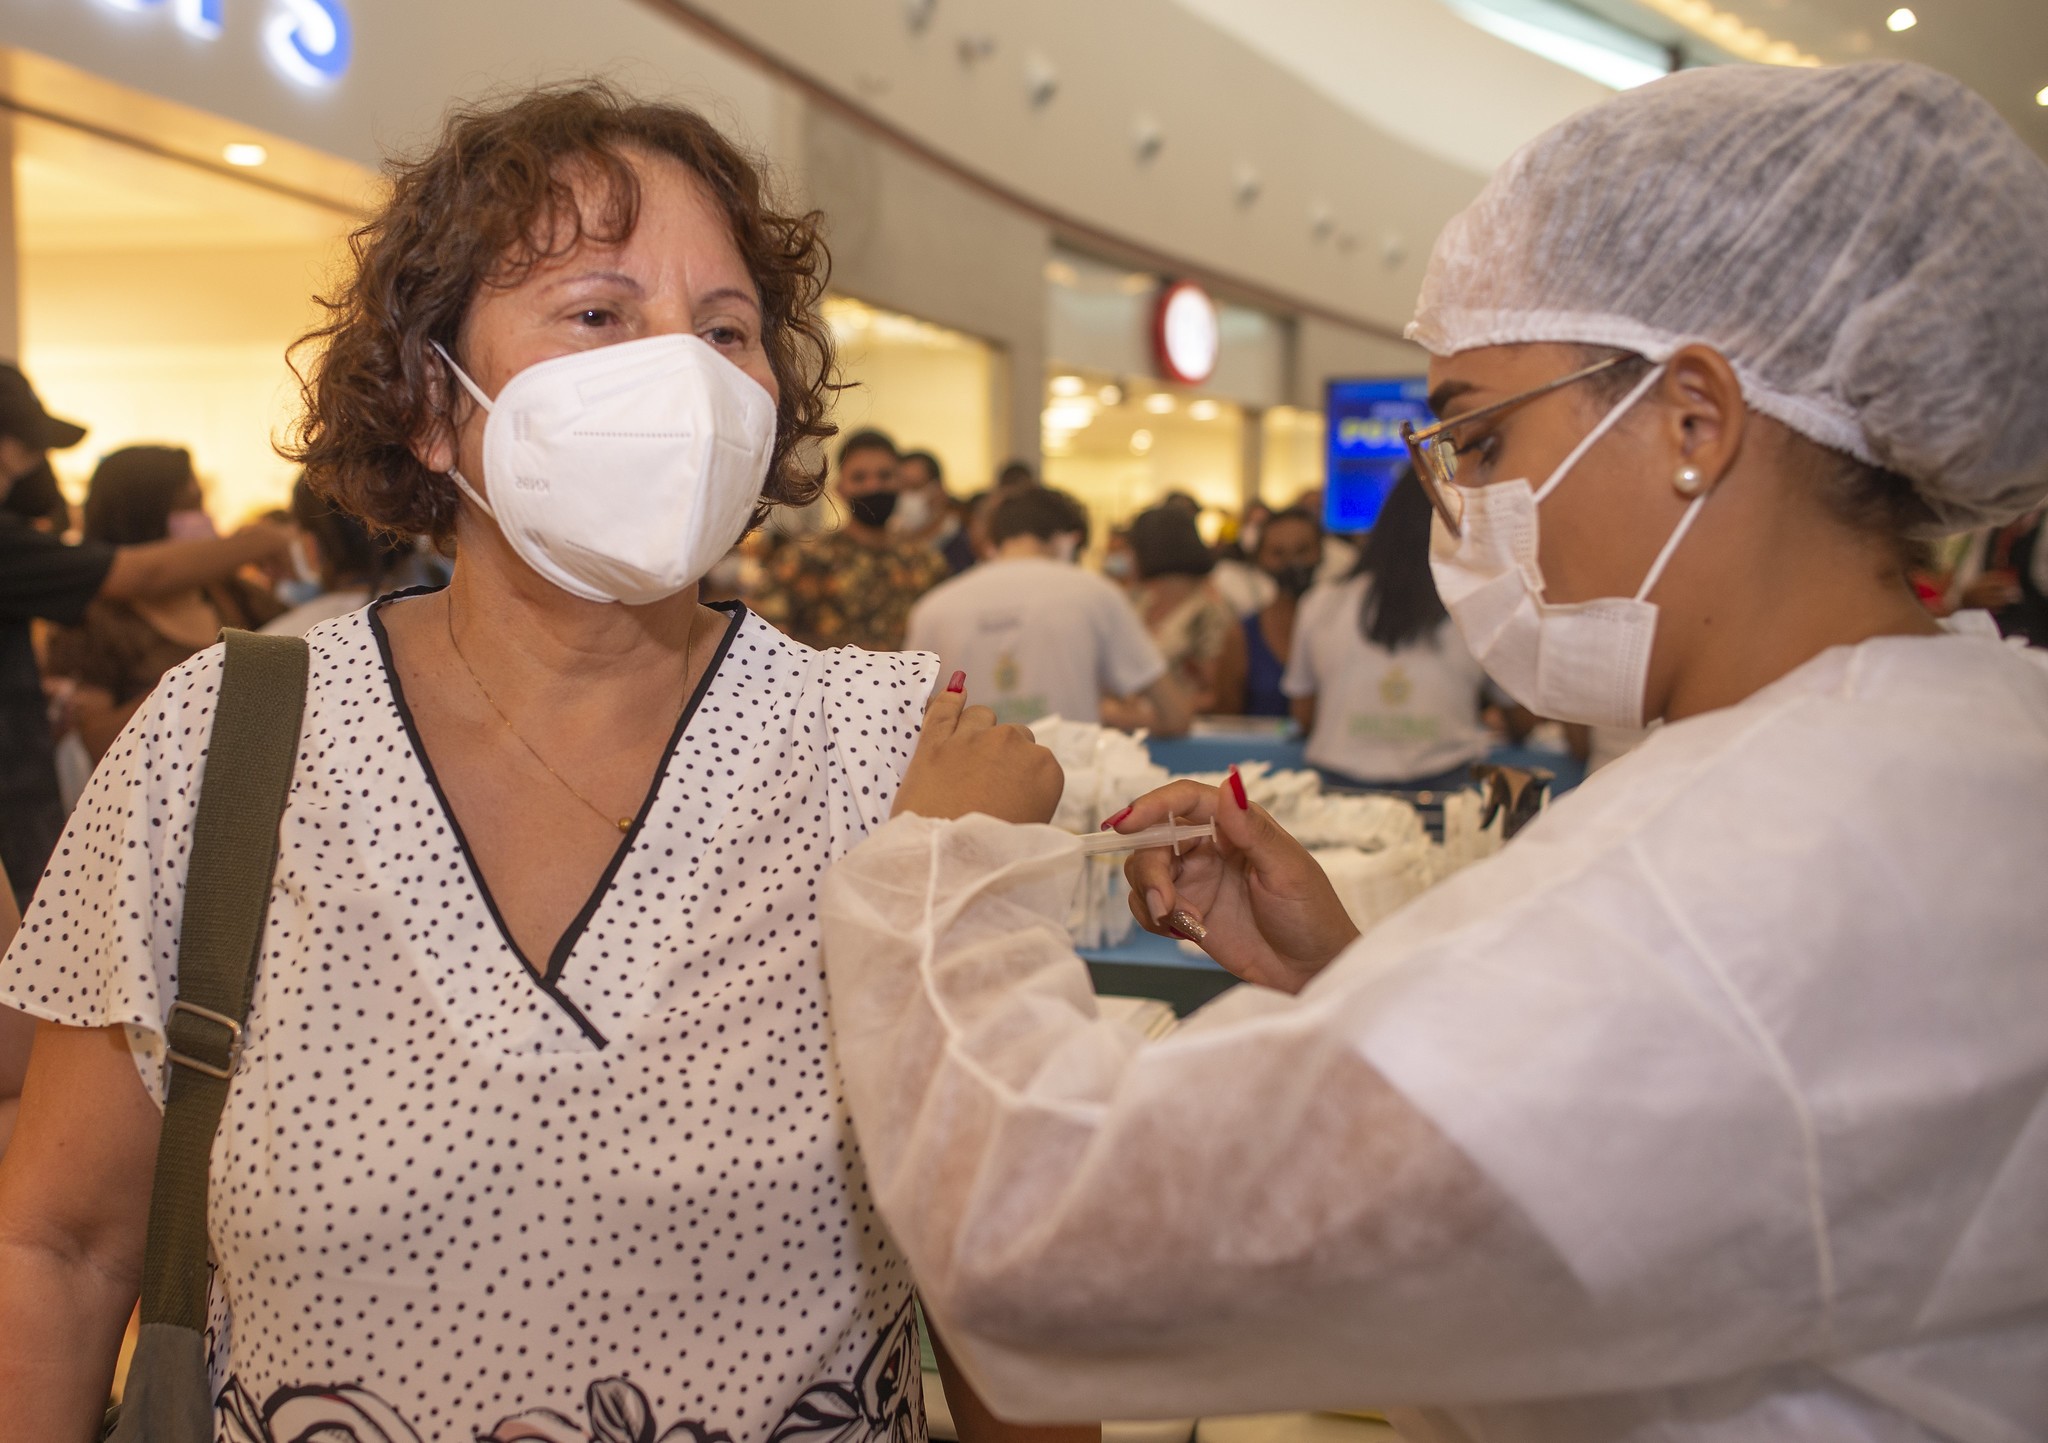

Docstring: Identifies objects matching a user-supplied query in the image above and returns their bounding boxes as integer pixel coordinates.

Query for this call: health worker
[817,61,2048,1442]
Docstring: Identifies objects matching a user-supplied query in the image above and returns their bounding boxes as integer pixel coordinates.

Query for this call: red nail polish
[1227,766,1249,811]
[1099,805,1134,832]
[945,671,966,694]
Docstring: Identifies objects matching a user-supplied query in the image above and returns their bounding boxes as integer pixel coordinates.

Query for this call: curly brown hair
[283,81,836,542]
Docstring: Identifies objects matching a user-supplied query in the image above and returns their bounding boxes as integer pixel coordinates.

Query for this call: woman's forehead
[531,149,756,293]
[1428,342,1577,414]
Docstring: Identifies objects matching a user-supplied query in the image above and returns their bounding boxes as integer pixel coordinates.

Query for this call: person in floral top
[753,430,949,650]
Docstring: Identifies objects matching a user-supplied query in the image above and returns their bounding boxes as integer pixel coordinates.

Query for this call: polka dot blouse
[1,598,940,1443]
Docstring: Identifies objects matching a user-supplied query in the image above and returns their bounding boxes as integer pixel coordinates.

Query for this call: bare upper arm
[67,684,137,764]
[1211,621,1248,716]
[1143,672,1193,738]
[0,1022,159,1283]
[0,1005,32,1105]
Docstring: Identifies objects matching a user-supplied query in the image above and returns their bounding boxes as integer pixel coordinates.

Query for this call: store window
[822,296,996,494]
[1043,244,1293,542]
[1041,371,1245,546]
[15,109,363,525]
[1260,404,1327,513]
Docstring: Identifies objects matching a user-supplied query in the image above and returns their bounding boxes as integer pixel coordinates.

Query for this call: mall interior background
[1,0,2040,541]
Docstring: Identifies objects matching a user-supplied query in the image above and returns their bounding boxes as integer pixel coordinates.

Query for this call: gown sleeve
[819,809,1832,1422]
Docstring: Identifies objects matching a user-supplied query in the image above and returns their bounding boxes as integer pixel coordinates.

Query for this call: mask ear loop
[429,341,498,518]
[1533,364,1669,506]
[1634,489,1710,604]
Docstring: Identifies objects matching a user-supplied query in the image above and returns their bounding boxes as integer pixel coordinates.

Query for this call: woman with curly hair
[0,83,1073,1443]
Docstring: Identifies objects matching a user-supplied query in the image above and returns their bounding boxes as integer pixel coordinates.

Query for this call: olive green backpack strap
[108,629,309,1443]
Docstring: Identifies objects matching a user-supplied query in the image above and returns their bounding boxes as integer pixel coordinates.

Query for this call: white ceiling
[1175,0,2048,171]
[1172,0,1614,174]
[1606,0,2048,158]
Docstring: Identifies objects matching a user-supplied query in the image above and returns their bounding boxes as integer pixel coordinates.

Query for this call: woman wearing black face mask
[1213,507,1321,717]
[1282,469,1491,789]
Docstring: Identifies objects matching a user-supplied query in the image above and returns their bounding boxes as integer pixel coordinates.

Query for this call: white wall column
[0,110,21,363]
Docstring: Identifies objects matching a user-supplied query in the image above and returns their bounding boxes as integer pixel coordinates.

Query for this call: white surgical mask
[1427,365,1708,730]
[433,334,775,606]
[288,533,322,586]
[166,508,217,542]
[889,488,934,535]
[275,534,325,607]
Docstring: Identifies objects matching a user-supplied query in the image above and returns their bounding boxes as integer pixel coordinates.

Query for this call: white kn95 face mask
[1428,364,1709,731]
[433,333,776,606]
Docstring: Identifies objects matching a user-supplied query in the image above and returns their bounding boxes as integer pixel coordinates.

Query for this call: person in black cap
[0,362,296,909]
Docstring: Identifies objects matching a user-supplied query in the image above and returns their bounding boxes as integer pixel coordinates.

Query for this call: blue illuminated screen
[1324,377,1431,533]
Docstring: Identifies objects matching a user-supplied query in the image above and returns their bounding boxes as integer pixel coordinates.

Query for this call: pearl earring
[1674,465,1705,497]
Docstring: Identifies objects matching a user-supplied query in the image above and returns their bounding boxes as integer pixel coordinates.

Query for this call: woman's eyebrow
[1428,379,1478,419]
[697,285,762,315]
[545,269,646,296]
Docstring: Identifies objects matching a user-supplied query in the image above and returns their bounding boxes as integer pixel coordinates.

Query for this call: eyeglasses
[1400,354,1631,537]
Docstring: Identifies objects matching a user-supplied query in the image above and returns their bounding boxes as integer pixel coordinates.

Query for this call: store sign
[1152,280,1220,386]
[1325,377,1431,532]
[89,0,353,87]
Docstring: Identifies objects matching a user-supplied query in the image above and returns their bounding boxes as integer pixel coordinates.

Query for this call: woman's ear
[408,342,462,477]
[1658,343,1746,497]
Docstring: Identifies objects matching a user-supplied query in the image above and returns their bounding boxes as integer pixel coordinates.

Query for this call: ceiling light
[2037,85,2048,106]
[1445,0,1672,89]
[1189,399,1221,421]
[222,142,268,167]
[1131,114,1164,165]
[1143,393,1175,415]
[1885,7,1916,31]
[1631,0,1822,66]
[1130,429,1154,456]
[1097,384,1125,407]
[1051,374,1085,398]
[1044,400,1096,431]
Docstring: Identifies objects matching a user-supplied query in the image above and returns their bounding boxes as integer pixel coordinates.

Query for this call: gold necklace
[445,599,696,834]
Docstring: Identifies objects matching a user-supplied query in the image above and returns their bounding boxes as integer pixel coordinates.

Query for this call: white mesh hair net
[1408,62,2048,533]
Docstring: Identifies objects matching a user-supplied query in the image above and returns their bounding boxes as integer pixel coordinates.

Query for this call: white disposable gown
[819,626,2048,1443]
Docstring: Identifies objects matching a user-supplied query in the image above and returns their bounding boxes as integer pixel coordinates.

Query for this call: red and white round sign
[1153,280,1220,385]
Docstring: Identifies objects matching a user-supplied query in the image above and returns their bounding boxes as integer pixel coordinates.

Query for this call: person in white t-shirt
[1284,469,1489,788]
[906,487,1191,734]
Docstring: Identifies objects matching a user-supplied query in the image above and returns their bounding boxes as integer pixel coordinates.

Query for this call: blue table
[1081,927,1238,1017]
[1143,734,1587,795]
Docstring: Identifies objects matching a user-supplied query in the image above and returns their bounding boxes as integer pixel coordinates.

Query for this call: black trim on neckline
[366,589,748,1050]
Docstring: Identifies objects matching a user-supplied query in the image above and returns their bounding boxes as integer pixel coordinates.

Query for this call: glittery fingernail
[945,670,966,694]
[1167,909,1208,942]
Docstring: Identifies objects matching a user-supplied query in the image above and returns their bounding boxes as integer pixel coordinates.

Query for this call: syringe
[1074,820,1217,857]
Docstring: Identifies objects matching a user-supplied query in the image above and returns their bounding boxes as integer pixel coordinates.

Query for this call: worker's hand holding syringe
[1104,769,1360,995]
[893,672,1357,994]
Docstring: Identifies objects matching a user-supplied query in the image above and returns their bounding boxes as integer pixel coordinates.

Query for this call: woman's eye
[1452,431,1501,471]
[703,325,747,348]
[573,309,617,328]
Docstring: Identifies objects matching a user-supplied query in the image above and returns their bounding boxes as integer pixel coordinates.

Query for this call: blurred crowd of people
[9,363,2046,917]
